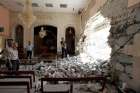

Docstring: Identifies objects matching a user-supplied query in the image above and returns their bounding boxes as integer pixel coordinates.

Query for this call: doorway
[34,25,57,58]
[15,25,24,59]
[65,27,75,56]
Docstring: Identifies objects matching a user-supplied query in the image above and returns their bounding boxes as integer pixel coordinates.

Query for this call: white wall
[10,12,81,53]
[33,12,81,52]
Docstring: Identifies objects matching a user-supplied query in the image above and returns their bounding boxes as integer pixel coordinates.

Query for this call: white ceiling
[0,0,91,13]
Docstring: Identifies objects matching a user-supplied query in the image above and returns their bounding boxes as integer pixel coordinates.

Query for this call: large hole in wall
[34,12,112,78]
[78,12,112,64]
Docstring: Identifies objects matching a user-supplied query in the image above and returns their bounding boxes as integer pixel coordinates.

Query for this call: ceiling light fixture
[18,0,36,29]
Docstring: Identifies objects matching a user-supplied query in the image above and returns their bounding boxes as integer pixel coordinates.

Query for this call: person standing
[60,37,67,58]
[0,39,19,71]
[10,42,19,71]
[26,41,33,59]
[2,39,14,70]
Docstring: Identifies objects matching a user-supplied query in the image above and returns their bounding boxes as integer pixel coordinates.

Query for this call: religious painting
[34,25,57,58]
[65,27,75,56]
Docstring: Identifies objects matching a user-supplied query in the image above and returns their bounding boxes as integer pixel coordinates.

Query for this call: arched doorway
[65,27,75,56]
[34,25,57,58]
[15,25,24,59]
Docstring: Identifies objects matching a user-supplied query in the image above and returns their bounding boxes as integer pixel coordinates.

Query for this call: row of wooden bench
[0,70,35,93]
[0,70,106,93]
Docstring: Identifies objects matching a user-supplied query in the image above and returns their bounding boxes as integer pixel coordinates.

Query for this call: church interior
[0,0,140,93]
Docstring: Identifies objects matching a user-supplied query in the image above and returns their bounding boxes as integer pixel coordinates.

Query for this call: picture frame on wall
[0,26,4,32]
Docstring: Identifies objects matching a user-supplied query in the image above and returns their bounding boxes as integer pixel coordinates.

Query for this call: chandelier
[19,0,36,29]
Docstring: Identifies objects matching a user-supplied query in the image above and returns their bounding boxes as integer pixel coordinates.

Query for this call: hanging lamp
[19,0,36,29]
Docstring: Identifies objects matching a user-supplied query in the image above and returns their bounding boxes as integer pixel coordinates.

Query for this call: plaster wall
[0,5,10,37]
[10,12,81,52]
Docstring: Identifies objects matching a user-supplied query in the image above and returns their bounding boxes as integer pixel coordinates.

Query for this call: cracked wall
[80,0,140,92]
[101,0,140,92]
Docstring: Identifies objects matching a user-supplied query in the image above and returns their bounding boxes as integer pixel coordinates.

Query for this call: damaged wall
[128,0,140,7]
[100,0,140,92]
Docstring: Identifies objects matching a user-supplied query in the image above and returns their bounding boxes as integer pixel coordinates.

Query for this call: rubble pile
[34,55,109,78]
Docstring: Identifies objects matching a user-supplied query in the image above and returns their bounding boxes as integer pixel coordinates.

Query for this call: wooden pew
[0,81,30,93]
[0,70,35,82]
[0,75,32,88]
[41,76,106,93]
[0,71,36,93]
